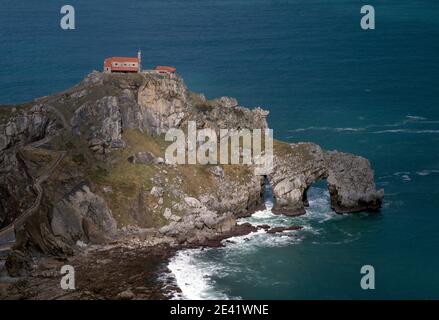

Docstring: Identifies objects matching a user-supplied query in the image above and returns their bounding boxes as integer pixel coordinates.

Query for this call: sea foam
[165,187,337,300]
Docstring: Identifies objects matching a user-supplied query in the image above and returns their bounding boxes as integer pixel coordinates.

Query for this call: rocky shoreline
[0,71,383,299]
[1,238,177,300]
[1,221,271,300]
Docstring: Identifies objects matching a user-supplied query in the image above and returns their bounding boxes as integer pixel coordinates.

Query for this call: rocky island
[0,71,383,299]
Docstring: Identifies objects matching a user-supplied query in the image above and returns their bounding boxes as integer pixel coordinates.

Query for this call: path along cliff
[0,106,69,276]
[0,138,66,257]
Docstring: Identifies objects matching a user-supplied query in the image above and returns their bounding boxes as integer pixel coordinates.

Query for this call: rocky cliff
[0,71,383,276]
[269,142,384,216]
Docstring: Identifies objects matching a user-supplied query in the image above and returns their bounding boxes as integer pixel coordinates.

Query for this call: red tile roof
[155,66,176,73]
[110,57,139,63]
[105,57,138,65]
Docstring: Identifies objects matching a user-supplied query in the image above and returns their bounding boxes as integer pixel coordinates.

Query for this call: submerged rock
[266,225,303,234]
[200,223,258,247]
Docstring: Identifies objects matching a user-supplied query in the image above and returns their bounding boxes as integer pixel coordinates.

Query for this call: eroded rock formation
[0,71,384,277]
[269,142,384,215]
[325,151,384,213]
[270,143,327,216]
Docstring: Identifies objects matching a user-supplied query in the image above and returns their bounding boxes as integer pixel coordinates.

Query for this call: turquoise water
[1,1,439,299]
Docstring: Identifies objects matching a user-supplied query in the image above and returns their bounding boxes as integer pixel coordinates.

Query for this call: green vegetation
[274,139,316,163]
[193,102,214,113]
[0,104,33,122]
[77,128,253,228]
[83,129,170,227]
[19,148,56,178]
[71,153,85,165]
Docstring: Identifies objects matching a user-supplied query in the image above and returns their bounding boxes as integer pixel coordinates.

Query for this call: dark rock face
[50,185,117,245]
[0,105,52,152]
[199,223,258,247]
[0,106,56,228]
[12,194,74,258]
[71,96,125,154]
[5,249,32,277]
[325,151,384,213]
[0,154,34,228]
[4,184,117,276]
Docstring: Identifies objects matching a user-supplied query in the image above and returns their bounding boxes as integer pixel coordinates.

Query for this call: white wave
[391,172,412,182]
[335,127,364,132]
[373,129,439,134]
[416,169,439,176]
[393,171,411,176]
[157,270,184,300]
[373,129,406,133]
[288,116,439,137]
[303,188,339,224]
[288,126,365,133]
[254,188,336,227]
[288,120,410,134]
[167,249,235,300]
[403,115,439,124]
[406,115,427,121]
[167,187,338,300]
[223,229,302,253]
[240,209,291,227]
[391,170,439,180]
[167,227,303,300]
[290,128,306,132]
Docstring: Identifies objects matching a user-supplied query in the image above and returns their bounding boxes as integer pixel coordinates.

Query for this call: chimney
[137,50,142,72]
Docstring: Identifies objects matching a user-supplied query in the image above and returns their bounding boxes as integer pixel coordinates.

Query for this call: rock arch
[268,142,383,216]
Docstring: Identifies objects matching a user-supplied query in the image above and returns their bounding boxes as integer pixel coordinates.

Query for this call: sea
[1,0,438,299]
